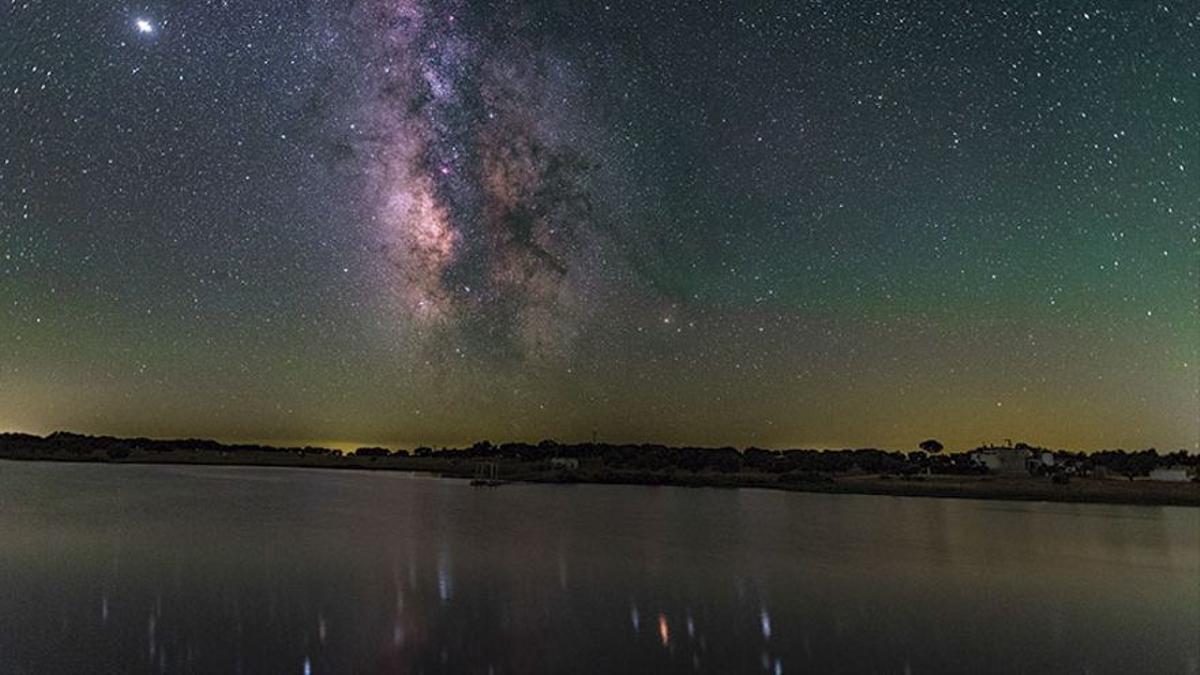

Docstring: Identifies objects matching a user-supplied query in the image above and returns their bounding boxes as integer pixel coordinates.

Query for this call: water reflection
[0,462,1196,673]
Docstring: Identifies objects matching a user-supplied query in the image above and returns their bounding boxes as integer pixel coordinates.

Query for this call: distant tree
[919,439,944,454]
[1120,448,1160,481]
[354,447,390,458]
[743,447,777,471]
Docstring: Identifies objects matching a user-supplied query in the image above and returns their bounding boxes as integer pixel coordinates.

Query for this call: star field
[1,1,1196,450]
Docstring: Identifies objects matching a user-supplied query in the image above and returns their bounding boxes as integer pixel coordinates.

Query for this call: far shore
[3,448,1197,508]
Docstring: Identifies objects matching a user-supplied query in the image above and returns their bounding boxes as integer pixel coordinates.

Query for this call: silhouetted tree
[919,439,944,454]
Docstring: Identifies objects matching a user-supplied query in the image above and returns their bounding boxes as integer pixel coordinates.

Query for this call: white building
[1148,466,1195,483]
[970,447,1032,475]
[1029,451,1056,474]
[550,457,579,470]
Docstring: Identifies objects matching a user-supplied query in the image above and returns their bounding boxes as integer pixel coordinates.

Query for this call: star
[134,18,155,35]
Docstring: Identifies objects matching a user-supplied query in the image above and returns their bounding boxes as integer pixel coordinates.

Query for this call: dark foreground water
[0,462,1196,674]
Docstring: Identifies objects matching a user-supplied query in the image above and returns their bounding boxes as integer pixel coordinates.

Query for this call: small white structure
[970,446,1031,475]
[1148,466,1195,483]
[550,457,579,470]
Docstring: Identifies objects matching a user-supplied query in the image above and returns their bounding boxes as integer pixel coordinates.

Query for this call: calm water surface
[0,461,1197,674]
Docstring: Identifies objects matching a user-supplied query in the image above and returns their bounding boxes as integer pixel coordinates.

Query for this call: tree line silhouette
[0,432,1194,479]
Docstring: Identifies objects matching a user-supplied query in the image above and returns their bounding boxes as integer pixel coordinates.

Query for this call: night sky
[1,1,1196,451]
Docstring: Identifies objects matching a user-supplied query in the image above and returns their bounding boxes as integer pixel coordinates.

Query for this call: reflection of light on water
[760,607,772,640]
[318,613,327,644]
[303,656,312,675]
[774,657,784,674]
[437,553,452,603]
[100,595,108,624]
[393,620,406,647]
[630,604,640,631]
[657,613,670,647]
[686,613,695,637]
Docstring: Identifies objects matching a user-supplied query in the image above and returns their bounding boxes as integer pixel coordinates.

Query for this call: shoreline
[4,452,1197,508]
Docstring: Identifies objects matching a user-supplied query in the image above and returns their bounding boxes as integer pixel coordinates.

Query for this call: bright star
[135,18,155,35]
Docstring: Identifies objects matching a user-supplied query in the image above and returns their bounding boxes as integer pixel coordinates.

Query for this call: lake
[0,461,1196,674]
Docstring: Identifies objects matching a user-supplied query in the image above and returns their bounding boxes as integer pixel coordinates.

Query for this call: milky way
[1,0,1195,449]
[345,0,610,359]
